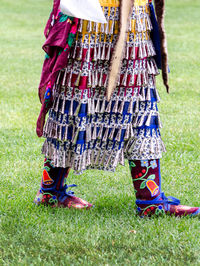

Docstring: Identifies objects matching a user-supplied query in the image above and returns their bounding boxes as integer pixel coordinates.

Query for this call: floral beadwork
[129,161,136,172]
[136,204,165,217]
[150,160,157,169]
[130,159,159,196]
[141,160,149,167]
[35,191,58,206]
[44,81,52,108]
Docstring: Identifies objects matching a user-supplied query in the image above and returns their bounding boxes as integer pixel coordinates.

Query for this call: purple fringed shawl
[36,0,79,137]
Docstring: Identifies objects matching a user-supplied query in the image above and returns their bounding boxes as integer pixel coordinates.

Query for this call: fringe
[58,57,158,92]
[43,106,163,147]
[41,0,166,173]
[42,127,165,173]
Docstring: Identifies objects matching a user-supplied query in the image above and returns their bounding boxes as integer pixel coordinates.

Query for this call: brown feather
[106,0,135,101]
[154,0,169,93]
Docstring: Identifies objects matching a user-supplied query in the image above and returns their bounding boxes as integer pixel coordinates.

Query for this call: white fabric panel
[60,0,107,23]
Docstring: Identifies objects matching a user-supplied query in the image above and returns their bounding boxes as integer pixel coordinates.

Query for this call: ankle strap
[59,184,77,197]
[136,192,180,211]
[41,183,77,196]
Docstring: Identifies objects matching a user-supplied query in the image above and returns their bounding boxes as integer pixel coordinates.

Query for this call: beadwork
[42,0,166,174]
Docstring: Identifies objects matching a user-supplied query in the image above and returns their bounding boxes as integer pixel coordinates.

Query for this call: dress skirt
[42,0,166,174]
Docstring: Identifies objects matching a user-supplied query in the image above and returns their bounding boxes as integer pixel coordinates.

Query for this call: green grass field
[0,0,200,265]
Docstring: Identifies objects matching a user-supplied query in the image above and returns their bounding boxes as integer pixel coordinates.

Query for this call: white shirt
[60,0,107,23]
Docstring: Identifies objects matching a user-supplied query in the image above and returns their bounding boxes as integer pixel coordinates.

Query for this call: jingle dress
[42,0,166,174]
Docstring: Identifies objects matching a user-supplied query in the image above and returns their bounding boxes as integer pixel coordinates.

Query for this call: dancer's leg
[34,158,93,209]
[129,159,200,217]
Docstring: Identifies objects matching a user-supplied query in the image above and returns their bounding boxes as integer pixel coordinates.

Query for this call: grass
[0,0,200,265]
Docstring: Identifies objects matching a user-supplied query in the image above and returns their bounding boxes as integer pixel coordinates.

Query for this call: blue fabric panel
[149,3,162,69]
